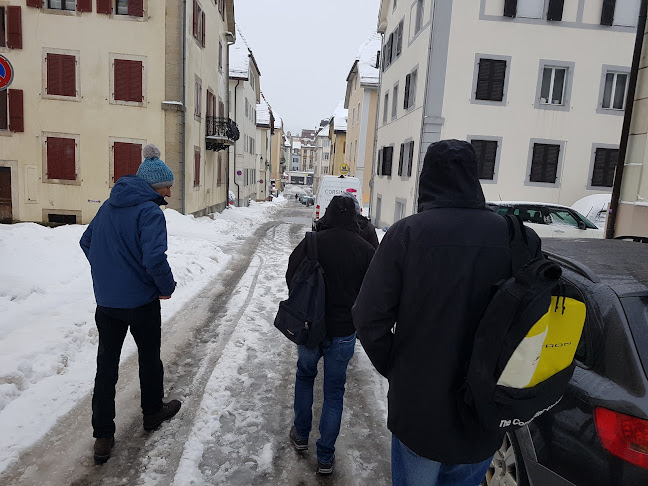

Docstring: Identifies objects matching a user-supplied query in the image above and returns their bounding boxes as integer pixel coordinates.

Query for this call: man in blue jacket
[80,144,181,464]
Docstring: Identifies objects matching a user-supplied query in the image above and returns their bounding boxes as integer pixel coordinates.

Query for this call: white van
[313,175,362,228]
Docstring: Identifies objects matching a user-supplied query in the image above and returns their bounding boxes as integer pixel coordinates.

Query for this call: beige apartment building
[329,103,348,177]
[256,98,273,200]
[269,113,285,191]
[344,33,381,208]
[0,0,236,224]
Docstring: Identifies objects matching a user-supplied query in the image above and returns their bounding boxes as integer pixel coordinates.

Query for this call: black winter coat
[287,196,375,337]
[352,140,541,464]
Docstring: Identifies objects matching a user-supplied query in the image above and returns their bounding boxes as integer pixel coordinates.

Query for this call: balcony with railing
[206,117,240,151]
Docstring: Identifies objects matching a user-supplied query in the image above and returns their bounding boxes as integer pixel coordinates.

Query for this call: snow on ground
[0,198,286,474]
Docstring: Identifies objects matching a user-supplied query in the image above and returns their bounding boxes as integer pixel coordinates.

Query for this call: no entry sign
[0,55,14,91]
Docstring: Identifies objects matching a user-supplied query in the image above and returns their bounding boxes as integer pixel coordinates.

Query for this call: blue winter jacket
[80,175,176,308]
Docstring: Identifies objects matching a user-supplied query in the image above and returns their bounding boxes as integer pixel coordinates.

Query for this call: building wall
[270,124,284,188]
[330,131,347,176]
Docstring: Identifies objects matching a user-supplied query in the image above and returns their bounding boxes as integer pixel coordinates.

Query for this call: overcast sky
[233,0,382,135]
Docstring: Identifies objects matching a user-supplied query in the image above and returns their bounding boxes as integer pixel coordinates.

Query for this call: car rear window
[622,296,648,377]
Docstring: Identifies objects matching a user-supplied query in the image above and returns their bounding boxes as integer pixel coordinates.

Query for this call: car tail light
[315,205,320,220]
[595,407,648,469]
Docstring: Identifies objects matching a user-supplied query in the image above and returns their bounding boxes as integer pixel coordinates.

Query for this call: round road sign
[339,163,350,175]
[0,55,14,91]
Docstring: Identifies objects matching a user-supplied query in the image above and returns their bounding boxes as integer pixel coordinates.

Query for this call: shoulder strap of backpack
[505,214,533,274]
[305,231,318,262]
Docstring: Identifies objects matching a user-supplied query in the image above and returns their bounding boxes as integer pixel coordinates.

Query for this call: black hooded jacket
[287,196,375,337]
[352,140,541,463]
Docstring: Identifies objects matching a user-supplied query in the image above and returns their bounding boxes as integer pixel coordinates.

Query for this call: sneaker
[93,437,114,464]
[289,425,308,451]
[318,455,335,475]
[143,400,182,431]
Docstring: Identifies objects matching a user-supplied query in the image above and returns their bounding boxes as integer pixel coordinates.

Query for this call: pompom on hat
[136,144,174,189]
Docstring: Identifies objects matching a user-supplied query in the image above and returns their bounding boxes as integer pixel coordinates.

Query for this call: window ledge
[43,9,78,17]
[0,130,14,137]
[110,98,146,107]
[42,93,81,102]
[113,14,147,22]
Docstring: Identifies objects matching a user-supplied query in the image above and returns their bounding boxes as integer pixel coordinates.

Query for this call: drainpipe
[606,0,647,238]
[233,80,241,206]
[181,0,187,214]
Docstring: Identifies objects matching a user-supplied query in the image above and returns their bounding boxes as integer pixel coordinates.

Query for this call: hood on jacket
[109,175,167,208]
[417,140,486,212]
[316,195,360,233]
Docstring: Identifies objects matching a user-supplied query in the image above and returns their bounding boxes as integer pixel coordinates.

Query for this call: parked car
[298,194,315,206]
[488,201,603,238]
[483,239,648,486]
[571,194,611,229]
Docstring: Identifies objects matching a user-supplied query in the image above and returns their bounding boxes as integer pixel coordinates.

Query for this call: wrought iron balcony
[206,117,240,152]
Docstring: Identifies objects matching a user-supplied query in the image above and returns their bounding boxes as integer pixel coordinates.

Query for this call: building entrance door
[0,167,12,223]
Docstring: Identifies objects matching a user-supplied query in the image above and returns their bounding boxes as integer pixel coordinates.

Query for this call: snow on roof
[256,100,271,126]
[229,40,249,79]
[317,124,330,137]
[273,115,282,130]
[356,33,382,86]
[284,140,291,147]
[293,140,302,149]
[333,101,348,132]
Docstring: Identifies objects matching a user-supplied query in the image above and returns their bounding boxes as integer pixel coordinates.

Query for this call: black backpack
[274,232,327,348]
[458,215,586,432]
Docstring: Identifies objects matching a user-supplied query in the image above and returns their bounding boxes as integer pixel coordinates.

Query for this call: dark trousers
[92,300,164,438]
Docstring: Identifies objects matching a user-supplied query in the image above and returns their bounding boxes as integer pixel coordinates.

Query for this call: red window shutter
[0,92,7,129]
[77,0,92,12]
[47,54,62,95]
[114,59,142,102]
[130,143,142,174]
[130,61,143,102]
[8,89,24,133]
[97,0,112,14]
[194,151,200,187]
[193,1,199,39]
[26,0,42,8]
[129,0,144,17]
[201,12,206,47]
[113,142,130,182]
[62,55,76,97]
[114,59,128,101]
[47,137,76,180]
[6,6,22,50]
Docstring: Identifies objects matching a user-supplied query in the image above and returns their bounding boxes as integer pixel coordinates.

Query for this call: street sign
[236,170,242,176]
[259,179,264,184]
[0,55,14,91]
[339,163,350,175]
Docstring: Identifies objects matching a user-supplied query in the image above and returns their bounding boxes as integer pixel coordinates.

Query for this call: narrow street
[0,201,391,486]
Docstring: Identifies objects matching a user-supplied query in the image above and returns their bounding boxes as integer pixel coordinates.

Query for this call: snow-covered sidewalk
[0,198,286,474]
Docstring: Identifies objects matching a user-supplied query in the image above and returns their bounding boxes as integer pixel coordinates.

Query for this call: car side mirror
[577,221,587,230]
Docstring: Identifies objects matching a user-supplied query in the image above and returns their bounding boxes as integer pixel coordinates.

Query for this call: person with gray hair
[80,144,181,464]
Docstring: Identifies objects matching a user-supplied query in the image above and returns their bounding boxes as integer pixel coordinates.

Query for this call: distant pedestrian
[286,195,375,475]
[316,192,379,249]
[352,140,541,485]
[80,144,182,464]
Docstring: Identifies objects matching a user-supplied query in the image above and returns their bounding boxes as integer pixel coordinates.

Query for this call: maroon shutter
[130,61,143,101]
[114,59,128,101]
[130,143,142,174]
[47,54,61,95]
[193,1,199,39]
[113,142,129,182]
[8,89,24,133]
[194,151,200,187]
[63,55,76,97]
[0,92,7,129]
[6,6,22,50]
[26,0,42,8]
[97,0,112,14]
[47,138,76,180]
[201,12,206,47]
[114,59,142,102]
[129,0,144,17]
[77,0,92,12]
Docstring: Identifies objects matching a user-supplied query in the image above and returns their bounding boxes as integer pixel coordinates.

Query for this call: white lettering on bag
[498,397,562,428]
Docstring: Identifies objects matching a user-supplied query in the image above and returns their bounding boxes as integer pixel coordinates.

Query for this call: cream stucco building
[0,0,236,224]
[371,0,638,228]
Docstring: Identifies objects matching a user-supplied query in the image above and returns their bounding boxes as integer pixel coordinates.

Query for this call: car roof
[487,201,573,211]
[542,239,648,296]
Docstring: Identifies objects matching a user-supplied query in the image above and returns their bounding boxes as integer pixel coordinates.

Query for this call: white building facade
[371,0,637,227]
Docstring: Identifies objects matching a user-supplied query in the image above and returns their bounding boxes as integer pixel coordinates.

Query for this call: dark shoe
[93,437,114,464]
[318,455,335,475]
[143,400,182,431]
[289,425,308,451]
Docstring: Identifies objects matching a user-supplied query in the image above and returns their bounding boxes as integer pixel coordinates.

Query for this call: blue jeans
[392,435,492,486]
[293,333,356,464]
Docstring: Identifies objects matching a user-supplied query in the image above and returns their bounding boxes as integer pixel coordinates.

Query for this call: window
[113,141,142,183]
[357,102,361,124]
[46,53,77,98]
[393,0,397,10]
[385,33,393,68]
[601,0,641,27]
[517,0,544,18]
[540,67,566,105]
[48,0,75,10]
[398,141,415,177]
[219,41,223,71]
[530,143,560,183]
[396,20,404,56]
[113,58,144,103]
[324,152,329,160]
[592,148,618,187]
[392,84,399,119]
[115,0,144,17]
[378,146,394,176]
[194,149,200,187]
[194,78,202,118]
[395,200,405,222]
[404,69,417,109]
[0,90,24,132]
[475,58,506,102]
[415,0,424,33]
[245,98,249,118]
[352,107,356,125]
[46,136,76,181]
[471,139,498,180]
[193,0,205,47]
[250,71,255,90]
[602,71,628,110]
[383,92,389,124]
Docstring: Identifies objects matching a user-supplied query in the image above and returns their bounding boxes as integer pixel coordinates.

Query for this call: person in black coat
[315,192,379,249]
[352,140,541,485]
[286,195,375,475]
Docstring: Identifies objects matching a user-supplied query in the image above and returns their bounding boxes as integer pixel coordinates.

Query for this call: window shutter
[476,59,506,102]
[387,33,393,65]
[130,143,142,174]
[113,142,129,182]
[396,21,404,56]
[546,0,564,21]
[404,73,411,109]
[377,148,383,175]
[97,0,112,14]
[384,146,393,176]
[47,137,76,180]
[114,59,128,101]
[601,0,616,25]
[129,0,144,17]
[472,139,498,180]
[47,54,61,95]
[408,141,415,177]
[194,151,201,186]
[26,0,42,8]
[503,0,517,17]
[114,59,142,102]
[130,61,143,101]
[77,0,92,12]
[201,12,206,47]
[6,6,22,50]
[193,1,199,39]
[530,144,559,183]
[398,143,405,176]
[8,89,24,132]
[63,55,76,97]
[592,148,618,187]
[0,92,7,129]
